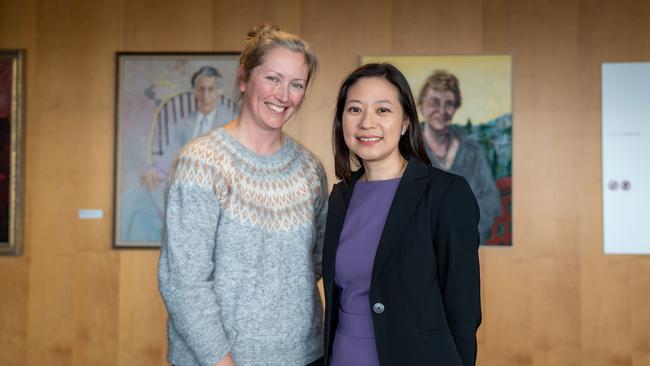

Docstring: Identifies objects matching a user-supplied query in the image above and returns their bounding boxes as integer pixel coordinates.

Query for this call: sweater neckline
[217,127,294,164]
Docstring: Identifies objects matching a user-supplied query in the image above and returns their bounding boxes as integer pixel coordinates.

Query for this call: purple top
[331,178,400,366]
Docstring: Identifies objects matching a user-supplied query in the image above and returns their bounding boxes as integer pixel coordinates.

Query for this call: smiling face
[419,87,457,133]
[239,47,309,131]
[342,76,409,166]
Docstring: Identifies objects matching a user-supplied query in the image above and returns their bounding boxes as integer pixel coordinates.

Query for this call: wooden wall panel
[392,0,483,54]
[479,254,533,365]
[577,1,650,366]
[117,252,167,365]
[0,0,649,365]
[20,0,121,365]
[300,0,393,176]
[0,2,36,365]
[482,0,511,53]
[121,0,215,51]
[213,0,302,51]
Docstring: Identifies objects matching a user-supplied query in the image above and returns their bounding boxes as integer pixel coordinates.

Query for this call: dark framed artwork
[362,55,513,246]
[0,50,25,256]
[114,52,240,248]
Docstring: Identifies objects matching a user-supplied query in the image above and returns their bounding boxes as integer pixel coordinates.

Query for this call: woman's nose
[275,84,289,102]
[359,112,375,129]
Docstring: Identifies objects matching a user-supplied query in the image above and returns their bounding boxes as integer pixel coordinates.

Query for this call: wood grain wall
[1,0,649,365]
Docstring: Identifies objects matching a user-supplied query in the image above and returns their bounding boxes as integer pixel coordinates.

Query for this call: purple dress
[330,178,401,366]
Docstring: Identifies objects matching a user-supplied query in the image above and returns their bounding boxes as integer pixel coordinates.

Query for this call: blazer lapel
[371,159,429,286]
[323,171,362,293]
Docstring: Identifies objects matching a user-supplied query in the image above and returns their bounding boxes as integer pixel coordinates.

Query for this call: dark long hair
[332,63,431,182]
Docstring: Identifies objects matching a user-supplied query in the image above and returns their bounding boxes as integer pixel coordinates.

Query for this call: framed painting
[0,50,25,255]
[114,52,240,247]
[362,55,513,246]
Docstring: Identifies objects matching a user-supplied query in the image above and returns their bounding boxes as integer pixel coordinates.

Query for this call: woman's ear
[237,66,246,93]
[401,118,409,136]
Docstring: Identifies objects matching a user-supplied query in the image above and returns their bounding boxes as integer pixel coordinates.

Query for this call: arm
[472,149,502,241]
[158,152,235,366]
[434,176,482,366]
[142,114,195,190]
[312,162,328,281]
[140,163,167,190]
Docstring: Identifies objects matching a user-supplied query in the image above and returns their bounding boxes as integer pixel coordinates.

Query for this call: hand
[140,166,165,190]
[213,353,236,366]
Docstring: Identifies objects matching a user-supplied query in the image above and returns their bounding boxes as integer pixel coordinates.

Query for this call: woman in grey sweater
[158,24,327,366]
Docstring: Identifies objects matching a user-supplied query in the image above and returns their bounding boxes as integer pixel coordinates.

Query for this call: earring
[401,127,407,136]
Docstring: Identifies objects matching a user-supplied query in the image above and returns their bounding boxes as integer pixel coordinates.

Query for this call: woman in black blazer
[323,63,481,366]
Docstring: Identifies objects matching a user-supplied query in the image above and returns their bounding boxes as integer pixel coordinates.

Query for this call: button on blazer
[322,158,482,366]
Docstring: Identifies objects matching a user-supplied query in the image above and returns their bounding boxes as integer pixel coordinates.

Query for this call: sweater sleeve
[312,162,328,282]
[433,175,482,366]
[158,152,234,366]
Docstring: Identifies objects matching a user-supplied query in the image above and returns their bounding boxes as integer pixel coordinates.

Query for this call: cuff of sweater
[195,330,237,366]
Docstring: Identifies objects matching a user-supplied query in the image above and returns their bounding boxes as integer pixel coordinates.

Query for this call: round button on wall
[373,302,385,314]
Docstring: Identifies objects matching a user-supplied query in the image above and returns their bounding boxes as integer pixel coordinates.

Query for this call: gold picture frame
[0,49,25,255]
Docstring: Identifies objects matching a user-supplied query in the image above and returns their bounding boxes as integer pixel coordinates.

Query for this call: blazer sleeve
[433,175,482,366]
[312,161,328,281]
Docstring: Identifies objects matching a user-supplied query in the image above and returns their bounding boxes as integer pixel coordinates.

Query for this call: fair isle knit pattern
[174,132,321,232]
[158,128,327,366]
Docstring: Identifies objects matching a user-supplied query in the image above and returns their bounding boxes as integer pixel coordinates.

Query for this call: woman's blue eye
[292,82,305,89]
[266,76,279,82]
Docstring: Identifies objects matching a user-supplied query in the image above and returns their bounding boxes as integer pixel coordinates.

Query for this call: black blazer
[322,158,482,366]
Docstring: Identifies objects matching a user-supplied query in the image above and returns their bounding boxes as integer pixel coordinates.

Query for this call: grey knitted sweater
[158,128,327,366]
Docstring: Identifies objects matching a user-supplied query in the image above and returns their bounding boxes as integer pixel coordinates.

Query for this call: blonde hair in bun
[238,23,318,88]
